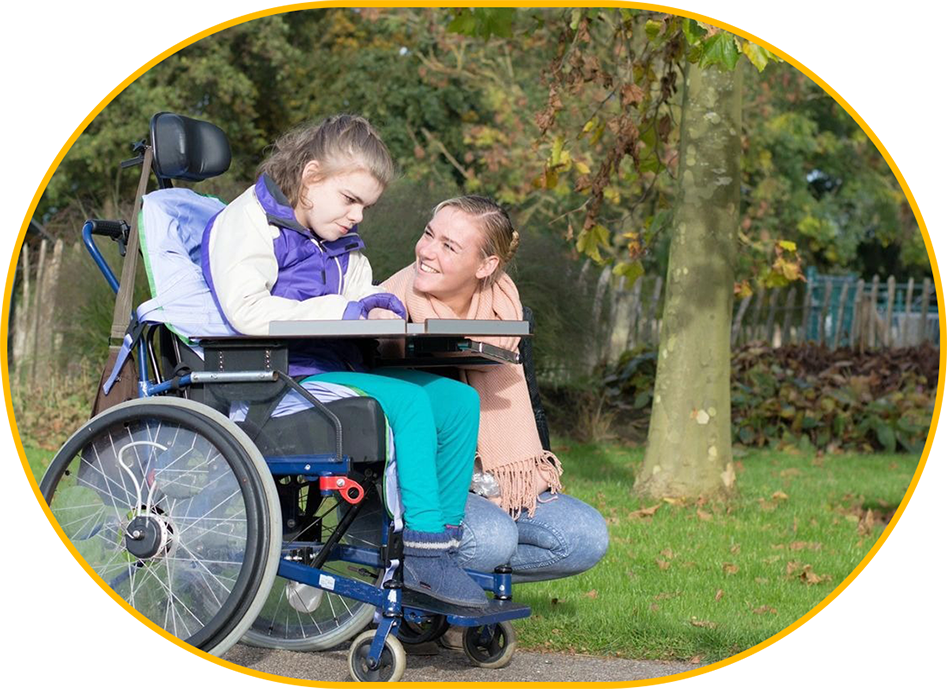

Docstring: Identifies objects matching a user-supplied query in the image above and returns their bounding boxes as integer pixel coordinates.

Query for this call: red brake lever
[318,476,365,505]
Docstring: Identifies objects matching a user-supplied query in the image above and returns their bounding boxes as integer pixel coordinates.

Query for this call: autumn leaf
[660,548,675,559]
[730,543,741,554]
[714,589,724,602]
[772,490,789,501]
[655,558,671,571]
[629,504,662,519]
[584,589,599,599]
[752,605,778,615]
[689,617,717,629]
[722,563,739,575]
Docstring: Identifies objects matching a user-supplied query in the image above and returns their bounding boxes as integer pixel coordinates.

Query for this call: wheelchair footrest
[402,590,531,626]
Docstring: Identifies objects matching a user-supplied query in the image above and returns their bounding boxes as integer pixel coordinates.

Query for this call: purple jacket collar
[255,174,364,257]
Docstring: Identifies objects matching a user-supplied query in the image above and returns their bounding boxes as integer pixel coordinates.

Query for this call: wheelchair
[39,113,540,681]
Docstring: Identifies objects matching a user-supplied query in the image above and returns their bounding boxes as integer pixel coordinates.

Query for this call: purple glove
[359,292,407,319]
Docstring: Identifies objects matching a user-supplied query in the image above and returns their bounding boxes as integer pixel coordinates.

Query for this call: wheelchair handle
[89,219,130,240]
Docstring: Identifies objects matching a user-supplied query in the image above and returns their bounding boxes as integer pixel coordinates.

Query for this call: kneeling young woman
[384,195,609,583]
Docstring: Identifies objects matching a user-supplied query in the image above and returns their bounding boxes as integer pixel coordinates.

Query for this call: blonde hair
[433,195,518,287]
[258,114,394,208]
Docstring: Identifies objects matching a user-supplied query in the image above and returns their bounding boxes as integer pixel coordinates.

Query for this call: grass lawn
[513,441,919,662]
[19,440,920,663]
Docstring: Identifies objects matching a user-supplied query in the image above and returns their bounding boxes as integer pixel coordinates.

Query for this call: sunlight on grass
[512,442,918,662]
[21,440,918,662]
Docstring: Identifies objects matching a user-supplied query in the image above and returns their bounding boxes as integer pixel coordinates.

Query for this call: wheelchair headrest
[150,112,231,182]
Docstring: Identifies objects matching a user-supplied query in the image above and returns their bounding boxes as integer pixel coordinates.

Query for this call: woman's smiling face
[413,206,497,310]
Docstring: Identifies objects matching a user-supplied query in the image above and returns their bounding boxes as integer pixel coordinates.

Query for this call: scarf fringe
[488,451,564,519]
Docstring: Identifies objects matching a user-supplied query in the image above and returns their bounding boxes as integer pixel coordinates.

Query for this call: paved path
[224,643,698,683]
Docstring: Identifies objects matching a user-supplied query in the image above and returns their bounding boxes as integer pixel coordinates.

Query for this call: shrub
[592,343,937,453]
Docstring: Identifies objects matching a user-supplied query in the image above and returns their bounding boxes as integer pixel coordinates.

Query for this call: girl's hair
[433,195,519,287]
[258,114,394,208]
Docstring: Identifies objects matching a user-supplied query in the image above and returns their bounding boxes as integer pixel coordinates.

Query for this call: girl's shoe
[402,529,488,609]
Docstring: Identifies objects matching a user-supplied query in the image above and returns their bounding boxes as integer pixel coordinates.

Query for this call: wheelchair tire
[241,476,384,652]
[462,621,517,669]
[347,629,406,682]
[40,397,282,657]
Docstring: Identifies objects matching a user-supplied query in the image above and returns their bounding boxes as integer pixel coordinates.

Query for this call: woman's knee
[457,494,518,571]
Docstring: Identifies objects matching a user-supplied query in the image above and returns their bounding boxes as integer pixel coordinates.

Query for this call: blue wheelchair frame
[82,211,529,672]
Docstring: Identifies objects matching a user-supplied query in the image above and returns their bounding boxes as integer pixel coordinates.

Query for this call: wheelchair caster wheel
[462,621,516,669]
[397,614,449,645]
[347,629,406,682]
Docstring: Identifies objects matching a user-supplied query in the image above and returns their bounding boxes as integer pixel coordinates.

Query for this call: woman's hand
[367,308,402,320]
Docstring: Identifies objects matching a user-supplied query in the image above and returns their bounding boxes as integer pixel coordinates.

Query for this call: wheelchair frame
[48,112,532,681]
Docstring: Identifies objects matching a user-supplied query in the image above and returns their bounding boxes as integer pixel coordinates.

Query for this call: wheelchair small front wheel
[462,621,517,669]
[347,629,406,682]
[40,397,282,657]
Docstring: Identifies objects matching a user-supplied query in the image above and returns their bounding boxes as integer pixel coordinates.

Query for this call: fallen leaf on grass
[785,561,802,576]
[654,591,682,601]
[752,605,778,615]
[689,617,717,629]
[660,548,675,559]
[857,509,876,536]
[799,565,831,585]
[690,655,705,664]
[629,504,662,519]
[663,496,686,506]
[655,558,671,571]
[772,490,789,501]
[584,590,599,599]
[730,543,741,555]
[790,541,823,551]
[715,589,724,601]
[723,563,740,575]
[697,508,713,522]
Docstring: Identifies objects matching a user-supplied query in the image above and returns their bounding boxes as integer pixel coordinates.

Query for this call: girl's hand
[367,308,402,320]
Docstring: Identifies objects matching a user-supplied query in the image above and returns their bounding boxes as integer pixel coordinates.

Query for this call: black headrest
[150,112,231,182]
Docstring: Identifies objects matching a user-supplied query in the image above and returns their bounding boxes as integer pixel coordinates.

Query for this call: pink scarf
[383,265,563,517]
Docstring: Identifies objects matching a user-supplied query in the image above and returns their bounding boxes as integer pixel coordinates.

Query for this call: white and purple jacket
[201,174,405,376]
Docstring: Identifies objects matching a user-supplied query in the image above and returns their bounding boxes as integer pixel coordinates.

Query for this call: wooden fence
[9,238,65,386]
[589,266,939,368]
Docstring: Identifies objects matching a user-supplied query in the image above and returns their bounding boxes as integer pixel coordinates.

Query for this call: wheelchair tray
[267,318,529,338]
[402,590,531,626]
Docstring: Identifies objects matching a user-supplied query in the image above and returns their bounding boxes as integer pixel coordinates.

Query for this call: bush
[592,343,937,453]
[10,361,99,450]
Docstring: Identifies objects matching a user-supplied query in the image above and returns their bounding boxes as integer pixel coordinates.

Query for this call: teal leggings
[311,368,480,533]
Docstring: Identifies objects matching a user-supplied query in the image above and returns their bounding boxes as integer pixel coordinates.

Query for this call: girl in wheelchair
[202,114,488,609]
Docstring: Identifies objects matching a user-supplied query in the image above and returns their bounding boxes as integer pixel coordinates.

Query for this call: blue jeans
[456,492,609,583]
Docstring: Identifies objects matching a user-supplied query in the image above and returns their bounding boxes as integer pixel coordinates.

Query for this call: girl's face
[293,164,383,242]
[413,206,499,309]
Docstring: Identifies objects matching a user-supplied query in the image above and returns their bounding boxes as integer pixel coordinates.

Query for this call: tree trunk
[635,61,742,499]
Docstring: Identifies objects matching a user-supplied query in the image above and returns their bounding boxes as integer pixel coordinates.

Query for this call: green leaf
[550,135,565,166]
[570,8,583,31]
[448,8,515,39]
[613,260,644,283]
[682,19,707,46]
[741,40,777,72]
[699,33,740,71]
[645,19,663,41]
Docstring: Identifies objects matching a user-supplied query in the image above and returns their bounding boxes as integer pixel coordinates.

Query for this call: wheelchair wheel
[242,475,384,651]
[40,397,282,657]
[462,621,517,669]
[347,629,406,682]
[397,614,449,645]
